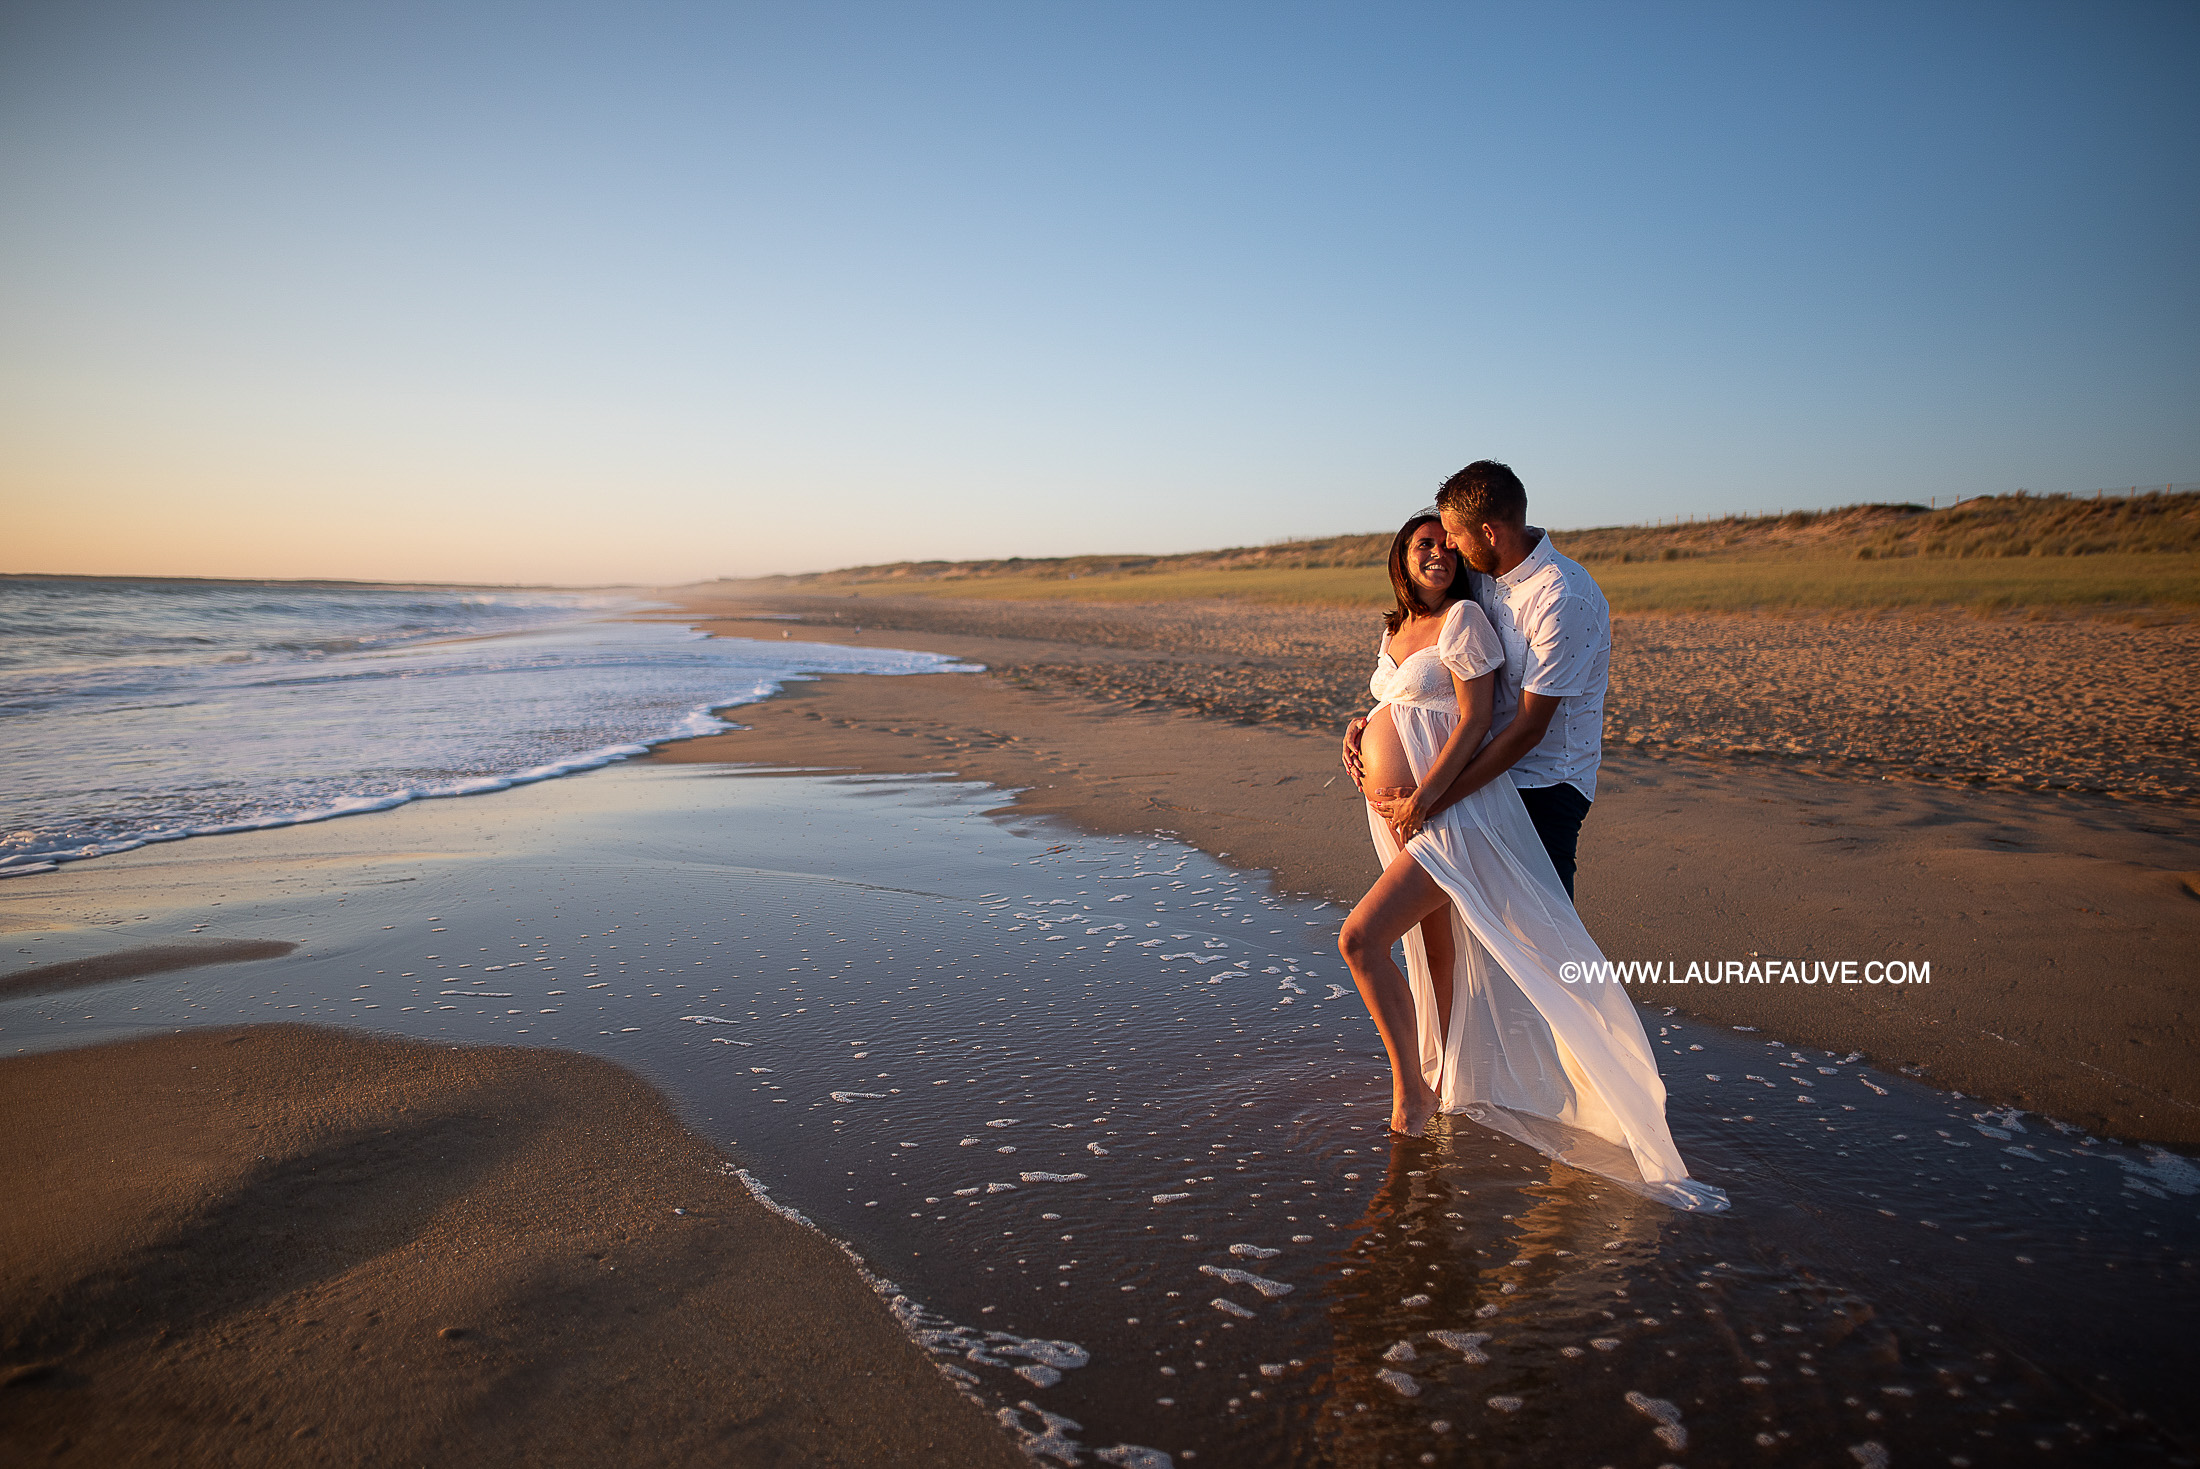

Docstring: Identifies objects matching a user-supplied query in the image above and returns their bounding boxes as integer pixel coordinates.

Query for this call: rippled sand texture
[713,595,2200,805]
[1607,614,2199,802]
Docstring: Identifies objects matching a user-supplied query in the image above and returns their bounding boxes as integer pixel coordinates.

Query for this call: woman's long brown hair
[1383,512,1467,634]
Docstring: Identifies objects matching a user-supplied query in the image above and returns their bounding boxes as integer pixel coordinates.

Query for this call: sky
[3,1,2195,584]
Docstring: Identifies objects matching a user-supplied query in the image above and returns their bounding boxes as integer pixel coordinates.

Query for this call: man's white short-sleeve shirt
[1472,531,1611,800]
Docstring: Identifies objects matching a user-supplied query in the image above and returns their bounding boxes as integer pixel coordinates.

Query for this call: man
[1389,459,1611,897]
[1332,460,1624,1136]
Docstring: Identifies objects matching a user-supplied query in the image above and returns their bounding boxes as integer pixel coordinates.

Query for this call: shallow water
[3,764,2194,1466]
[0,576,974,873]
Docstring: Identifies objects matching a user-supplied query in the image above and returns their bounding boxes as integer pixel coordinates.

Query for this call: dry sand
[659,589,2200,1147]
[0,1024,1023,1468]
[667,591,2200,801]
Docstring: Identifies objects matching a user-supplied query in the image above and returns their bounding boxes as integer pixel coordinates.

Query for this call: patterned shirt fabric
[1471,530,1612,800]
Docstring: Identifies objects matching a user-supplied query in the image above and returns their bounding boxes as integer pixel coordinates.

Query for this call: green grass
[850,564,1395,606]
[839,552,2200,614]
[1591,552,2200,613]
[725,491,2200,615]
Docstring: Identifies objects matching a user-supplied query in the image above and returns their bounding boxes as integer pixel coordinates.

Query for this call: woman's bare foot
[1390,1085,1439,1137]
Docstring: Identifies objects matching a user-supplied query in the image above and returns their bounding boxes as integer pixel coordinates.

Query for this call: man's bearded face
[1440,511,1500,573]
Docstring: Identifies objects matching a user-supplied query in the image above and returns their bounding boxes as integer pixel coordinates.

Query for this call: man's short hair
[1435,460,1527,526]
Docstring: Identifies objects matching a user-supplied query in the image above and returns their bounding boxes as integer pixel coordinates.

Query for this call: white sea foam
[729,1163,1098,1429]
[1428,1330,1491,1363]
[1093,1444,1173,1468]
[1626,1391,1686,1450]
[1,582,978,873]
[2119,1147,2200,1197]
[1198,1265,1291,1298]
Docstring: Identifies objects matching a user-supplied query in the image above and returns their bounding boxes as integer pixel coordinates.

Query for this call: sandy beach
[660,588,2200,802]
[663,588,2200,1148]
[0,1022,1025,1467]
[13,4,2197,1459]
[5,585,2197,1465]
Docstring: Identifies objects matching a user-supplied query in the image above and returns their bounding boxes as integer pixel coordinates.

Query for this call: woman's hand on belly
[1341,716,1368,790]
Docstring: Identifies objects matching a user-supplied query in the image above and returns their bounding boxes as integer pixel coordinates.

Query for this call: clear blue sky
[4,1,2194,582]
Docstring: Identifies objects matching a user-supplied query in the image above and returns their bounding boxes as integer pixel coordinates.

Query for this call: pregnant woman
[1341,512,1726,1211]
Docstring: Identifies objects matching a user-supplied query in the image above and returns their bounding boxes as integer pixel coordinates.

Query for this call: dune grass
[1590,552,2200,614]
[845,551,2200,614]
[860,565,1394,606]
[734,492,2200,615]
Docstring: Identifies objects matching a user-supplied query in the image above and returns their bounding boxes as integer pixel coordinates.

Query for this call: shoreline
[654,591,2200,1148]
[0,593,964,882]
[652,588,2200,806]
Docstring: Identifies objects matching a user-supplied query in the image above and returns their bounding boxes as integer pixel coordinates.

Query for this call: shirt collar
[1495,528,1552,589]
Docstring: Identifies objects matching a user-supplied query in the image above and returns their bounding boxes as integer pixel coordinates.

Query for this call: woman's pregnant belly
[1361,704,1418,793]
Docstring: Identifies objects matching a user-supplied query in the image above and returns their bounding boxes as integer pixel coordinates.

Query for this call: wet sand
[659,589,2200,1148]
[0,940,297,998]
[0,1022,1024,1468]
[7,761,2192,1465]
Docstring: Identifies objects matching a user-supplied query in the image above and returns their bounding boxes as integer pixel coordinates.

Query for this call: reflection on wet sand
[1313,1131,1668,1466]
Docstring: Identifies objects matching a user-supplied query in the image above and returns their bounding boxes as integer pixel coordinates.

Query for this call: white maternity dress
[1367,600,1727,1212]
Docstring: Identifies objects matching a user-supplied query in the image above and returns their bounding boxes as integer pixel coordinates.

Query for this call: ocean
[0,576,972,875]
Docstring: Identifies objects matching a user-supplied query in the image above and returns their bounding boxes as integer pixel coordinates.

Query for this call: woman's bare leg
[1338,850,1452,1137]
[1419,908,1456,1046]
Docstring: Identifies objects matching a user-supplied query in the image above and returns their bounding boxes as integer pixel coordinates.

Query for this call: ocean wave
[0,581,979,873]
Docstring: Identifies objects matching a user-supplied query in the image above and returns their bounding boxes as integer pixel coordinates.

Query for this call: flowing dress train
[1367,601,1727,1212]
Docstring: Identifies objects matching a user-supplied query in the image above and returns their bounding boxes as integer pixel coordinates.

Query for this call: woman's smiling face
[1404,521,1456,602]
